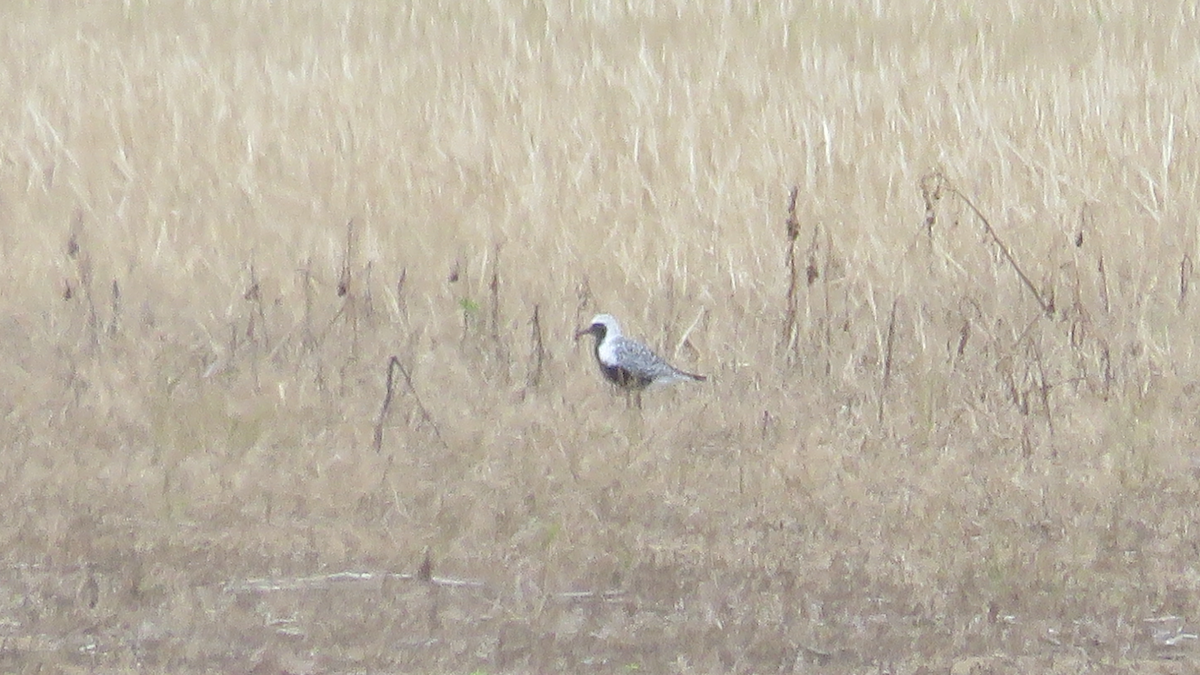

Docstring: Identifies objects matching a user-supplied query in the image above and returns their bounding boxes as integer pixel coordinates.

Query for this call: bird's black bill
[575,323,604,340]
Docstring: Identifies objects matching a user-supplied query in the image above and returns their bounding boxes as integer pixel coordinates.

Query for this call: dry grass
[2,1,1200,673]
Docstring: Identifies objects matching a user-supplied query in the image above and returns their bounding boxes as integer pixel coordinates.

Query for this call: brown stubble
[2,2,1200,673]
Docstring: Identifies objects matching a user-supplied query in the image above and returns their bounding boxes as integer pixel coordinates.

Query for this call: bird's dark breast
[601,363,652,390]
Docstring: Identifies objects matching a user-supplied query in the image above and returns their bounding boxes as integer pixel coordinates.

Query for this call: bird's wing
[613,337,676,379]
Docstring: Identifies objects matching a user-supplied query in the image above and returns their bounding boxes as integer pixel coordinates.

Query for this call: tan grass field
[3,1,1200,673]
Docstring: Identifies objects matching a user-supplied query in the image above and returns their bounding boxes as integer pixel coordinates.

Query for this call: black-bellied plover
[575,313,705,405]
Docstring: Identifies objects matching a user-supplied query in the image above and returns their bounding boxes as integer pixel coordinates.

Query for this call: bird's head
[575,313,621,341]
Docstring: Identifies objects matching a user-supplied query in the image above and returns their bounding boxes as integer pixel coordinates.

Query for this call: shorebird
[575,313,705,405]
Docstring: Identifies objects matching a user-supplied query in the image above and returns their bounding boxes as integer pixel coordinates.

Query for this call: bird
[575,313,705,405]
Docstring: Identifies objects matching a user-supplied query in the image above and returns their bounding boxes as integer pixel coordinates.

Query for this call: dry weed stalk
[527,303,546,388]
[489,245,501,341]
[373,355,447,453]
[1099,342,1113,399]
[488,242,506,368]
[107,279,121,337]
[781,185,802,361]
[244,261,266,346]
[920,171,1053,315]
[338,219,354,298]
[1180,254,1192,309]
[362,260,376,320]
[299,260,317,353]
[395,267,408,317]
[1075,202,1089,249]
[65,209,101,349]
[877,298,898,424]
[919,172,942,236]
[336,218,360,360]
[996,318,1061,442]
[815,225,832,376]
[954,299,980,361]
[1000,355,1028,417]
[242,261,267,389]
[305,220,367,390]
[1031,339,1055,436]
[418,548,433,582]
[1097,255,1110,314]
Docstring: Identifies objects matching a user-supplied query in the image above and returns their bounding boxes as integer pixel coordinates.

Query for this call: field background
[2,1,1200,673]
